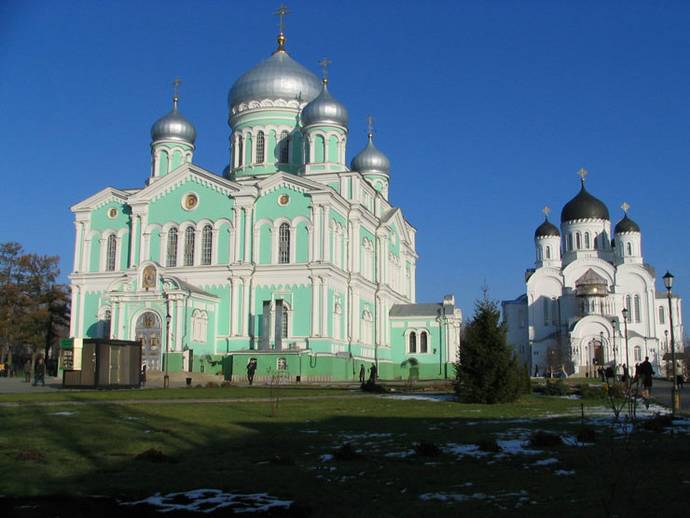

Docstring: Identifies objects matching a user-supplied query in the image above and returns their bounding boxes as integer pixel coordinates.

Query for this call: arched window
[626,242,632,256]
[567,233,573,251]
[256,131,265,164]
[281,305,288,339]
[106,234,117,271]
[192,310,208,342]
[279,131,289,163]
[584,232,590,249]
[545,246,551,259]
[166,228,178,267]
[593,234,599,249]
[625,295,632,317]
[278,223,290,264]
[201,225,213,265]
[237,136,244,167]
[576,232,582,249]
[658,306,665,324]
[409,331,417,353]
[537,246,542,261]
[420,331,428,353]
[634,295,641,323]
[634,345,641,362]
[184,227,195,266]
[102,309,111,338]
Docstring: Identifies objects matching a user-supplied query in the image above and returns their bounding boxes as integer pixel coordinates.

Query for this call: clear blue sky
[1,0,688,332]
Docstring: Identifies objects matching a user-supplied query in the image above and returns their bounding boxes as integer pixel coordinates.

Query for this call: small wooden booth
[59,338,142,388]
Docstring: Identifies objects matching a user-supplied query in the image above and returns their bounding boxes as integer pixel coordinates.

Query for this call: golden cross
[542,206,551,218]
[621,201,630,214]
[319,57,332,82]
[367,115,375,136]
[274,3,289,34]
[577,167,588,183]
[172,78,181,99]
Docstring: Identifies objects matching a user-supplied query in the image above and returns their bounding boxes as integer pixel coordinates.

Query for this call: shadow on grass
[2,398,690,517]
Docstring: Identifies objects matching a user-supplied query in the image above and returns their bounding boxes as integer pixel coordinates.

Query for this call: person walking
[140,364,147,387]
[368,363,377,384]
[359,364,366,384]
[638,356,654,396]
[247,359,257,386]
[33,358,46,387]
[621,364,629,384]
[23,359,32,383]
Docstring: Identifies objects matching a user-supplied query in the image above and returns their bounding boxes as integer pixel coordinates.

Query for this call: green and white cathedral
[68,27,462,382]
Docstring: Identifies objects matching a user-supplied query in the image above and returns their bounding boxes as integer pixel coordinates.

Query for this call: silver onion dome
[351,133,390,175]
[228,50,321,110]
[151,97,196,145]
[301,80,348,127]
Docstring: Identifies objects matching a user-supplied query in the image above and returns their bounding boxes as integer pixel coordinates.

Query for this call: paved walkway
[649,379,690,414]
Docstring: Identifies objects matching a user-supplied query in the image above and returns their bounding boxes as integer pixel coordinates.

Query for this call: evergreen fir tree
[454,293,525,403]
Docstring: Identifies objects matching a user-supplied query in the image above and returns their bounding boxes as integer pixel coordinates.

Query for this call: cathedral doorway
[136,311,162,371]
[588,338,605,373]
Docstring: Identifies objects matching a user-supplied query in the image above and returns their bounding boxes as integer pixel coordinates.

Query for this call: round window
[183,193,198,210]
[278,194,290,206]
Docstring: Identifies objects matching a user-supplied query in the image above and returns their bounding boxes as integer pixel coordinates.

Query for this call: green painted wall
[148,178,234,225]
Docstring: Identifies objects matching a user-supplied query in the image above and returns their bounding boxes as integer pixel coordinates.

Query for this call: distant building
[503,171,683,376]
[67,15,461,381]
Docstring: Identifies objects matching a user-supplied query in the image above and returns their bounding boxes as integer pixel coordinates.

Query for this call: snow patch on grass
[532,457,558,466]
[384,450,415,459]
[126,489,292,514]
[554,469,576,476]
[49,411,77,416]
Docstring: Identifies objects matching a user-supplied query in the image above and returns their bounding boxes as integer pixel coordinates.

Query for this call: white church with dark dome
[502,170,683,377]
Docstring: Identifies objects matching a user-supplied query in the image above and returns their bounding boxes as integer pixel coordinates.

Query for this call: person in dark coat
[368,364,377,384]
[621,364,629,384]
[140,364,147,387]
[23,360,31,383]
[359,364,366,384]
[33,358,46,386]
[247,359,257,385]
[638,356,654,395]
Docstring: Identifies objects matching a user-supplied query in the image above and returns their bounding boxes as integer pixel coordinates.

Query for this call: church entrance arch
[588,338,605,372]
[136,311,162,371]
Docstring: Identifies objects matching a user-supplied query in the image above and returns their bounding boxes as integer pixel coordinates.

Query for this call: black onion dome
[615,214,640,234]
[535,218,560,238]
[561,183,609,222]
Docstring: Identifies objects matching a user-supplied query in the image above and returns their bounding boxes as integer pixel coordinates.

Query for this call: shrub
[134,448,175,463]
[205,382,220,388]
[576,428,597,443]
[577,383,606,400]
[640,414,674,432]
[529,430,562,448]
[543,380,569,396]
[334,443,361,461]
[15,449,45,462]
[476,437,502,452]
[414,441,441,457]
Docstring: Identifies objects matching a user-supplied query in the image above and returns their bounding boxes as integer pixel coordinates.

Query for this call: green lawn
[1,390,688,516]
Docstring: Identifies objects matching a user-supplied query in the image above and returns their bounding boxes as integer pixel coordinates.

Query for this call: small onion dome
[351,133,390,175]
[535,217,560,238]
[151,98,196,145]
[301,80,348,127]
[615,214,640,234]
[561,182,609,222]
[228,50,321,110]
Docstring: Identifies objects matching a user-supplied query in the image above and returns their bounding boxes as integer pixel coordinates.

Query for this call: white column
[69,286,78,336]
[232,208,240,263]
[244,208,252,262]
[175,297,184,351]
[311,276,319,336]
[321,276,328,338]
[312,204,321,261]
[72,222,82,272]
[230,278,238,336]
[322,206,330,262]
[242,277,250,335]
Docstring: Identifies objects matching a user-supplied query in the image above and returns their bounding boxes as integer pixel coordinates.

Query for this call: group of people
[359,363,377,385]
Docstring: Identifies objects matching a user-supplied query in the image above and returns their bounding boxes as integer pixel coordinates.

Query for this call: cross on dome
[367,115,375,137]
[274,3,289,51]
[542,206,551,219]
[577,167,588,184]
[319,57,332,84]
[172,78,182,109]
[621,201,630,214]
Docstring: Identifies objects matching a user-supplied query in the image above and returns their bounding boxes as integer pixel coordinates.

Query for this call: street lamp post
[164,309,171,390]
[663,271,680,415]
[622,307,630,385]
[664,330,669,378]
[610,319,618,378]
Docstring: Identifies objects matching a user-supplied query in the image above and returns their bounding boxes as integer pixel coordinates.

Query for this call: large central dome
[561,182,609,222]
[228,50,321,111]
